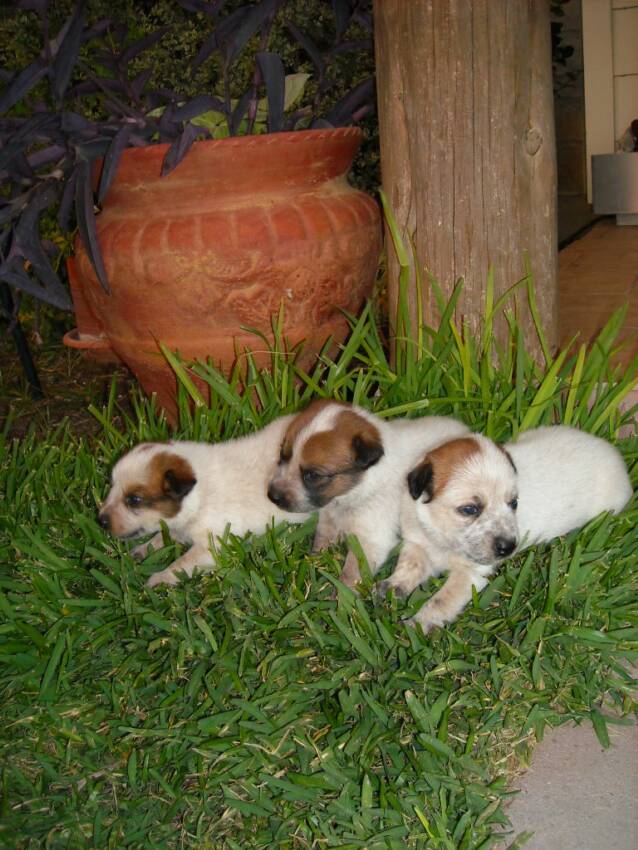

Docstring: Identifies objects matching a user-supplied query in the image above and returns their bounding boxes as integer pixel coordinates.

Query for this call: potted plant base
[62,259,121,364]
[66,128,381,419]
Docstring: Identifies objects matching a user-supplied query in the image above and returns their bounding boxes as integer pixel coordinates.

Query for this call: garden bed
[1,289,637,849]
[0,332,134,439]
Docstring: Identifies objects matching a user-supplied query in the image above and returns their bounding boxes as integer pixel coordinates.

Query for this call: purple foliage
[0,0,374,308]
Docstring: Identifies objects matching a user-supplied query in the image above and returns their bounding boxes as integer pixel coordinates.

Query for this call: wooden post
[374,0,558,353]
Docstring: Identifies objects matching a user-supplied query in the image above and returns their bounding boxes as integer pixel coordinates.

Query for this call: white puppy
[266,399,469,587]
[388,425,633,632]
[98,416,309,588]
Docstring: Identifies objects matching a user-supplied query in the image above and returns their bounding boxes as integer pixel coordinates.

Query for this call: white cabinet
[583,0,638,203]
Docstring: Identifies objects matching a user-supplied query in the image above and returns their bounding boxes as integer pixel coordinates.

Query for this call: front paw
[312,532,339,554]
[131,542,150,560]
[403,605,445,634]
[131,537,163,560]
[146,568,179,589]
[375,579,410,600]
[336,570,362,594]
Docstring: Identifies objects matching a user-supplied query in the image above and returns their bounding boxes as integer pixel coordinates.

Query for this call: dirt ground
[0,329,135,439]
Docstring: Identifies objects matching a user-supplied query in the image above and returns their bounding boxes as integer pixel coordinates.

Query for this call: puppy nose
[97,511,111,531]
[267,484,289,510]
[493,536,516,558]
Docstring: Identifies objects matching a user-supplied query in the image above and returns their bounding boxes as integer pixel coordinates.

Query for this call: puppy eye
[509,497,518,511]
[125,493,143,509]
[302,468,323,486]
[457,504,481,517]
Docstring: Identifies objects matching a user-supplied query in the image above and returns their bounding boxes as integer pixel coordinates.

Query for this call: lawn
[1,277,637,850]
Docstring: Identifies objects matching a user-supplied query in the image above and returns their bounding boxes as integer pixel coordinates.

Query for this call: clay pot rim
[93,125,367,200]
[119,126,363,163]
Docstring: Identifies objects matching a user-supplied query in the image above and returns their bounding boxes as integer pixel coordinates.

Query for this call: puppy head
[267,399,384,512]
[98,443,197,539]
[407,435,519,565]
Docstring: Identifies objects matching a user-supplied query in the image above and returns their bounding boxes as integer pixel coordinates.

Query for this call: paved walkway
[505,721,638,850]
[503,218,638,849]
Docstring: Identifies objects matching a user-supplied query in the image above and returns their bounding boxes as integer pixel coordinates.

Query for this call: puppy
[267,399,469,587]
[389,425,633,632]
[98,416,309,587]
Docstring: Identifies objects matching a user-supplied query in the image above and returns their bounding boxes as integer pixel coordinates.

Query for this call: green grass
[1,265,638,849]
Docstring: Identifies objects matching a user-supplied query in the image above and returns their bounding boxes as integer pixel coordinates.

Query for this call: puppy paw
[131,542,150,560]
[403,607,444,634]
[403,614,434,634]
[146,568,179,589]
[375,579,411,600]
[330,580,360,600]
[337,557,363,592]
[312,536,334,554]
[131,534,164,561]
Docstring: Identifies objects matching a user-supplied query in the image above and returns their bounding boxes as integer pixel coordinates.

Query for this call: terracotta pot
[62,258,121,364]
[70,127,382,417]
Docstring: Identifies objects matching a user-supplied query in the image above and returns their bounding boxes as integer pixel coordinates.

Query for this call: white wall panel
[612,7,638,75]
[613,74,638,138]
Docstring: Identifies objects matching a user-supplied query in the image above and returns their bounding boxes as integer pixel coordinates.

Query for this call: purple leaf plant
[0,0,374,310]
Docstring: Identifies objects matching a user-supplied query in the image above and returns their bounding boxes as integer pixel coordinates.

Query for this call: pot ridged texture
[72,128,382,418]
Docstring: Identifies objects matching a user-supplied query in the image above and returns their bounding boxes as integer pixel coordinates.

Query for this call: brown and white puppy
[267,399,470,587]
[98,416,309,588]
[389,426,633,632]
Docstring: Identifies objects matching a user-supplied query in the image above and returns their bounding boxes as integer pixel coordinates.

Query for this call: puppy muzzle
[493,535,517,559]
[267,483,291,510]
[268,481,318,513]
[97,509,143,540]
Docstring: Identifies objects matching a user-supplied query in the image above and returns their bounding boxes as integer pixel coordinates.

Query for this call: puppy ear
[163,467,197,500]
[352,433,384,469]
[407,460,434,501]
[499,446,517,472]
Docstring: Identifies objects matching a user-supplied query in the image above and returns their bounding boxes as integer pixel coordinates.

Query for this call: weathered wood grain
[374,0,558,355]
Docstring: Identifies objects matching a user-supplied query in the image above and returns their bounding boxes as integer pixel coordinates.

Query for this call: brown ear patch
[295,409,384,505]
[425,437,481,499]
[129,452,197,518]
[301,410,383,472]
[280,399,346,462]
[336,410,384,469]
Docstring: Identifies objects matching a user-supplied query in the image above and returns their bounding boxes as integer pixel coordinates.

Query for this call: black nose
[267,484,289,510]
[493,536,516,558]
[97,512,110,531]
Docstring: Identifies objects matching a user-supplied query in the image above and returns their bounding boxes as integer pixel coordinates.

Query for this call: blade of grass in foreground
[158,340,206,408]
